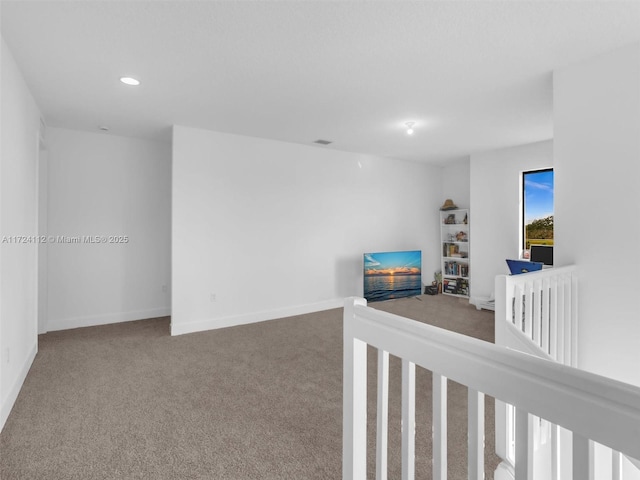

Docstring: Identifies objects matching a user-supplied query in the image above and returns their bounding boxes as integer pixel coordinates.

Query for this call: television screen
[363,250,422,302]
[530,245,553,266]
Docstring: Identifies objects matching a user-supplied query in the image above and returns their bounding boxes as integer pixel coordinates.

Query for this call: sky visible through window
[524,169,554,224]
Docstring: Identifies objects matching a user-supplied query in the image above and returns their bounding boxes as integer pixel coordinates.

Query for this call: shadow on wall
[335,256,363,299]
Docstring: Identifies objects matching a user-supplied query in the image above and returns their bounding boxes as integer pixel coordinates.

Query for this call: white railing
[494,266,578,479]
[495,265,578,368]
[342,296,640,480]
[495,266,640,479]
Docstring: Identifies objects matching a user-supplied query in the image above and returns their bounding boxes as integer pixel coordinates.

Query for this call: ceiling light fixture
[405,122,415,135]
[120,76,140,86]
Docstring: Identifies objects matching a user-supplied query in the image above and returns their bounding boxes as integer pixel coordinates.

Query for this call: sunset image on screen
[363,250,422,302]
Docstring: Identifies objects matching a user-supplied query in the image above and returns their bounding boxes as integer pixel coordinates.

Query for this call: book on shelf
[443,277,469,295]
[443,243,460,257]
[444,261,470,277]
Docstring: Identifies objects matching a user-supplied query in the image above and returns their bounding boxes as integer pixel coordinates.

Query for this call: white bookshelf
[440,209,470,298]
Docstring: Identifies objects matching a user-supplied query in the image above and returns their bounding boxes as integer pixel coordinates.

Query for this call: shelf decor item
[440,199,458,211]
[440,208,470,298]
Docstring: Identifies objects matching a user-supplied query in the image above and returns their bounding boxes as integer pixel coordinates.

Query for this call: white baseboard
[0,341,37,433]
[47,307,171,332]
[171,298,344,336]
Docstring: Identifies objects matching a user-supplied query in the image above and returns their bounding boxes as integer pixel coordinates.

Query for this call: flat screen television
[363,250,422,302]
[530,245,553,266]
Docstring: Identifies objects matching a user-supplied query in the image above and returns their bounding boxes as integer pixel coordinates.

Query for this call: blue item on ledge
[506,259,543,275]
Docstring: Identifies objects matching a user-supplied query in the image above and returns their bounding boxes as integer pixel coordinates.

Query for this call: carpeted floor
[0,294,499,479]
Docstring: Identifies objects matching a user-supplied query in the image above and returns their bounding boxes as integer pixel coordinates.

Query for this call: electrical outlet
[210,293,217,302]
[162,285,168,293]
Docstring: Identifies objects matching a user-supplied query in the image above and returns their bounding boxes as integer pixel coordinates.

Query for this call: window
[522,168,554,254]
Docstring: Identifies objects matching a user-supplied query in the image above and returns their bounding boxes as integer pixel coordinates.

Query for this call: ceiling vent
[313,139,332,145]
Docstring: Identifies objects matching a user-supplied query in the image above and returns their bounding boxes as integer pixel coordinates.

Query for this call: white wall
[172,126,442,335]
[554,42,640,387]
[0,37,41,430]
[470,140,553,299]
[46,128,171,331]
[441,157,470,209]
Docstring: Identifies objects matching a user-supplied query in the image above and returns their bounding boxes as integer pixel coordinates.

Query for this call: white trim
[344,297,640,465]
[627,455,640,470]
[47,307,171,332]
[0,342,37,432]
[494,461,515,480]
[171,298,344,336]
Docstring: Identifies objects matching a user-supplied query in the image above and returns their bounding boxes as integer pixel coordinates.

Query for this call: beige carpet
[0,294,499,479]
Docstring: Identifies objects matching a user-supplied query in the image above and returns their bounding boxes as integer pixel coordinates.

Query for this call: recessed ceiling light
[313,139,333,145]
[98,126,109,132]
[120,76,140,86]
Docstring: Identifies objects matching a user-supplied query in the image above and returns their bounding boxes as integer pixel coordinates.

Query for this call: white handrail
[343,296,640,480]
[495,265,640,479]
[496,265,578,366]
[495,267,577,479]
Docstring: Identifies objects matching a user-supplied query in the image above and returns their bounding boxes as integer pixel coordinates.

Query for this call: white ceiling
[2,1,640,164]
